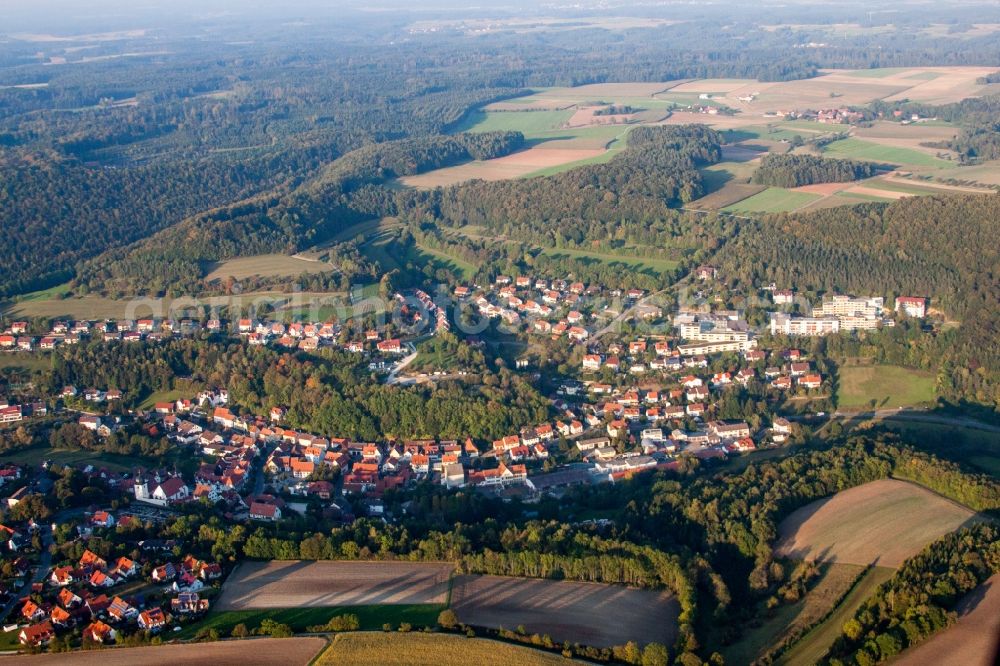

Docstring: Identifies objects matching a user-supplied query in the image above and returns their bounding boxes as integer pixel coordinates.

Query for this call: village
[0,265,934,651]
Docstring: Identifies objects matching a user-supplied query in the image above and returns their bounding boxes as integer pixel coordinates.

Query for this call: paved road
[384,350,418,385]
[834,409,1000,433]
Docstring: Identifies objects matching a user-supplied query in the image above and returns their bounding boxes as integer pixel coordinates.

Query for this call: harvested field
[689,183,766,210]
[841,185,911,199]
[13,637,327,665]
[894,574,1000,666]
[398,146,607,188]
[566,106,635,128]
[450,574,679,648]
[791,181,855,195]
[318,632,572,666]
[205,254,334,281]
[216,561,453,610]
[774,479,979,567]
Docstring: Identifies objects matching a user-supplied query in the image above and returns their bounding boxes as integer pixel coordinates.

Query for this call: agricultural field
[398,145,610,187]
[538,246,678,273]
[13,637,327,665]
[216,561,454,610]
[720,563,867,665]
[204,254,335,281]
[869,420,1000,478]
[776,566,895,666]
[774,479,979,567]
[836,364,937,409]
[449,574,679,648]
[894,573,1000,666]
[317,632,573,666]
[722,187,821,213]
[0,446,138,473]
[819,138,951,168]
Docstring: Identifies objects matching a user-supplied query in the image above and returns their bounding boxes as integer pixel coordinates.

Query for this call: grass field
[721,563,866,665]
[538,246,678,273]
[774,479,979,567]
[821,138,951,168]
[138,388,192,410]
[205,254,335,281]
[217,561,454,610]
[317,632,573,666]
[178,605,443,640]
[722,187,821,213]
[777,566,895,666]
[0,446,138,473]
[450,574,678,648]
[0,353,51,373]
[455,109,576,136]
[859,420,1000,478]
[836,364,937,409]
[9,637,327,665]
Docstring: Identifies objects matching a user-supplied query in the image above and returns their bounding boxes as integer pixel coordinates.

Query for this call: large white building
[812,295,884,318]
[770,313,840,336]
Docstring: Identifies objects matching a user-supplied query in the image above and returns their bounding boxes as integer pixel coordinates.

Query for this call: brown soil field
[893,574,1000,666]
[216,560,453,610]
[878,175,988,193]
[555,81,680,98]
[485,100,574,111]
[689,183,766,210]
[792,182,855,195]
[659,112,762,129]
[666,79,755,94]
[774,479,979,567]
[450,574,679,648]
[8,637,327,665]
[566,106,635,128]
[205,254,335,281]
[842,185,913,200]
[398,147,607,188]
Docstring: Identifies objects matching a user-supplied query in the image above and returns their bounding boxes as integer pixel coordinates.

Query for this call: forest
[751,154,880,188]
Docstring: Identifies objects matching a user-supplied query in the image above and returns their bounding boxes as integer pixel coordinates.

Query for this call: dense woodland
[43,337,549,442]
[751,154,880,187]
[714,195,1000,413]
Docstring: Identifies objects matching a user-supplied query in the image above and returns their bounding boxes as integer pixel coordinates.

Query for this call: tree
[641,643,669,666]
[437,609,459,629]
[231,623,249,638]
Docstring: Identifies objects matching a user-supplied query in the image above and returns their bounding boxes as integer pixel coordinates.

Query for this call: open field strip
[820,138,952,168]
[450,574,679,648]
[538,246,678,272]
[836,364,937,409]
[777,567,895,666]
[721,563,867,665]
[216,561,454,610]
[894,573,1000,666]
[398,146,609,187]
[722,187,821,213]
[9,637,327,666]
[774,479,979,567]
[205,254,335,281]
[317,632,576,666]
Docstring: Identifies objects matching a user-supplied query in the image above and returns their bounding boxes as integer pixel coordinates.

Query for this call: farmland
[836,364,937,409]
[216,561,454,610]
[722,187,821,213]
[820,138,951,168]
[10,637,327,666]
[204,254,335,281]
[449,574,679,648]
[894,573,1000,666]
[774,479,979,567]
[317,632,573,666]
